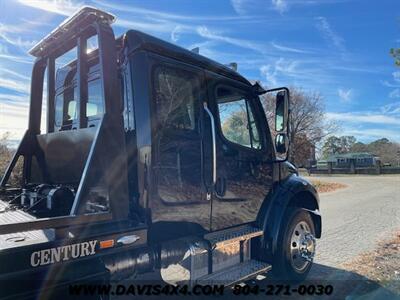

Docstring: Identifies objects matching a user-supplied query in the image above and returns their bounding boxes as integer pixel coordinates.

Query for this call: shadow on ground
[116,263,399,300]
[249,263,400,300]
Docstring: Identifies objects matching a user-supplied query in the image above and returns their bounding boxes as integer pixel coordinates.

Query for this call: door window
[216,86,261,150]
[155,67,196,131]
[153,65,204,205]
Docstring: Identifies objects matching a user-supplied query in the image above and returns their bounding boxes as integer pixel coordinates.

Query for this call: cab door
[149,55,211,232]
[204,72,274,231]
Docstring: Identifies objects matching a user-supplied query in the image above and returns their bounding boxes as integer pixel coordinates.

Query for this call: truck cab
[0,7,321,298]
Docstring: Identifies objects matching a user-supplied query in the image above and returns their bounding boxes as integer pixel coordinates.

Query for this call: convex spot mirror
[275,133,288,154]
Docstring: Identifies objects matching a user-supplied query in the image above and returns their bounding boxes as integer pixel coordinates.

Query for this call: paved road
[306,175,400,268]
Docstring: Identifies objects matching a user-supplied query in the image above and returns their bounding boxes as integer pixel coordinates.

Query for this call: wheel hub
[290,221,316,272]
[299,233,316,262]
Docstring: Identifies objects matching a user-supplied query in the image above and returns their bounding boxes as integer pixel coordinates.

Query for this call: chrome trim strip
[203,102,217,186]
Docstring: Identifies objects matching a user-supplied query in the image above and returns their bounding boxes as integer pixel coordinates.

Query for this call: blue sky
[0,0,399,143]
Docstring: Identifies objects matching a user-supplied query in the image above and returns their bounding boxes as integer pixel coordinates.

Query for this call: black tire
[273,208,316,281]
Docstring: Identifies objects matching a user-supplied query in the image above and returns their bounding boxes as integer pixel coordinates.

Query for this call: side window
[152,64,205,205]
[87,79,104,118]
[54,72,104,129]
[55,85,76,127]
[154,66,197,131]
[216,86,261,150]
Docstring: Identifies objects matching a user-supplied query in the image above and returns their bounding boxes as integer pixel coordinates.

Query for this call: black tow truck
[0,7,321,299]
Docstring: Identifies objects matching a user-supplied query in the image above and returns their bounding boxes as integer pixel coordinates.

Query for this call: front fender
[257,174,321,257]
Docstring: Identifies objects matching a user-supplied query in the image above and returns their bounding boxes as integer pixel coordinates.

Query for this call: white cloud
[382,72,400,98]
[232,0,348,15]
[271,41,310,54]
[0,101,29,140]
[170,25,182,43]
[18,0,194,39]
[0,93,29,104]
[0,52,33,64]
[0,33,37,48]
[116,19,178,34]
[196,26,263,53]
[338,88,353,102]
[381,102,400,115]
[0,78,30,94]
[260,57,301,85]
[381,80,400,88]
[392,71,400,82]
[260,57,304,87]
[17,0,81,16]
[0,34,34,63]
[96,0,244,22]
[0,23,37,49]
[0,43,7,54]
[389,89,400,98]
[339,128,400,142]
[271,0,288,13]
[315,16,346,54]
[275,57,299,73]
[260,65,277,86]
[326,112,400,126]
[230,0,247,15]
[0,68,30,81]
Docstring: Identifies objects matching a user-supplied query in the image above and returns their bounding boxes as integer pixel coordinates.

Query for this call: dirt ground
[309,179,347,193]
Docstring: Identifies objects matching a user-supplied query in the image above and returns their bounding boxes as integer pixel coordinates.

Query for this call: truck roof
[124,30,251,86]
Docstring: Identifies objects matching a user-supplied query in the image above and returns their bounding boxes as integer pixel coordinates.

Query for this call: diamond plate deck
[204,224,263,245]
[196,259,271,286]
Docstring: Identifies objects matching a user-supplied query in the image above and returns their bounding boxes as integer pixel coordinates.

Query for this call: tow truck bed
[0,200,54,250]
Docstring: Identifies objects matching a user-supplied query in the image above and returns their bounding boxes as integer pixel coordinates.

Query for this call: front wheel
[273,208,316,281]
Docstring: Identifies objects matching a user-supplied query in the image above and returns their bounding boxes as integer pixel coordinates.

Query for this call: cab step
[204,224,263,246]
[196,259,271,286]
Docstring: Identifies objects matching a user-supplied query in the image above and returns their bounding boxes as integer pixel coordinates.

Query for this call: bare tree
[0,133,12,175]
[322,135,357,158]
[0,133,23,186]
[261,87,338,166]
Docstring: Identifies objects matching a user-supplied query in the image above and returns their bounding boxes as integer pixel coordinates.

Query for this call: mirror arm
[265,86,290,95]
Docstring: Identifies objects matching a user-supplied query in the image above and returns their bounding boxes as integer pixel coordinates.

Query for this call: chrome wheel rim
[289,221,316,272]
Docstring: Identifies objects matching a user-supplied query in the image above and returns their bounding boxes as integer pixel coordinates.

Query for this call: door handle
[203,102,217,191]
